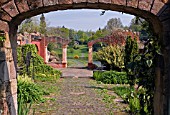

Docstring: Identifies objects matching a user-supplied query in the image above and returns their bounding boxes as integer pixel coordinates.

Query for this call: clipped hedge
[93,71,128,84]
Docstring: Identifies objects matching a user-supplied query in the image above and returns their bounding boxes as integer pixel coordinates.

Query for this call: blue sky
[42,9,134,31]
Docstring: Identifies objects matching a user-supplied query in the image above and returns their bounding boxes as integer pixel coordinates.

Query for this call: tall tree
[18,18,39,33]
[104,18,123,31]
[39,14,47,35]
[129,17,144,32]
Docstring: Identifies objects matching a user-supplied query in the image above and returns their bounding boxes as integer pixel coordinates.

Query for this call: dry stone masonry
[0,0,170,115]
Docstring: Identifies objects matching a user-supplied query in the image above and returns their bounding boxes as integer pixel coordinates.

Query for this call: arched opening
[0,1,170,115]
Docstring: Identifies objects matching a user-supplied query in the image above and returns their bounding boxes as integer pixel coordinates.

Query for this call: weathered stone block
[27,0,43,10]
[99,0,111,4]
[5,48,13,61]
[0,97,8,115]
[127,0,138,8]
[88,0,98,3]
[15,0,30,13]
[2,1,19,17]
[58,0,73,4]
[43,0,58,6]
[0,0,10,6]
[112,0,126,6]
[0,10,12,21]
[138,0,152,11]
[73,0,86,3]
[9,79,17,95]
[0,20,9,32]
[4,32,11,48]
[9,61,16,80]
[151,1,164,15]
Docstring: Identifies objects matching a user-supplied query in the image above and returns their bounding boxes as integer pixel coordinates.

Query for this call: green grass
[54,45,88,59]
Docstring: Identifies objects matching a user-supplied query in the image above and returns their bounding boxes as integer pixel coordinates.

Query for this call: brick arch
[41,36,71,64]
[88,30,139,47]
[87,30,139,69]
[31,35,71,63]
[0,1,170,115]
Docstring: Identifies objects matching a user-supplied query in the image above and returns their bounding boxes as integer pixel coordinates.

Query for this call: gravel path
[52,78,128,115]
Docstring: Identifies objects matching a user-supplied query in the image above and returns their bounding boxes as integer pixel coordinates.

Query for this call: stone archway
[0,1,169,115]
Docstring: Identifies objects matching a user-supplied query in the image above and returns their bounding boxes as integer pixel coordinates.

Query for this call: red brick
[73,0,86,3]
[15,0,30,13]
[58,0,73,4]
[88,0,98,3]
[99,0,111,4]
[2,1,19,17]
[27,0,43,10]
[0,20,9,32]
[138,0,152,11]
[127,0,138,8]
[0,10,12,21]
[112,0,126,6]
[151,1,164,15]
[0,0,10,6]
[43,0,58,6]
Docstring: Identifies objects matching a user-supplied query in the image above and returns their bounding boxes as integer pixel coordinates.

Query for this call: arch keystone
[99,0,111,4]
[27,0,43,10]
[43,0,58,6]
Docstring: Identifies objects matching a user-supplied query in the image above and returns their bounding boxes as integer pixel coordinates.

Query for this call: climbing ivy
[125,21,162,114]
[17,44,61,78]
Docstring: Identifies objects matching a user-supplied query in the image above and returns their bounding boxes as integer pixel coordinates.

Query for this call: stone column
[0,32,17,115]
[62,45,67,68]
[88,46,93,69]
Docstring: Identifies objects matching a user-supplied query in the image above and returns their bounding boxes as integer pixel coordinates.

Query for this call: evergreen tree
[124,36,138,86]
[39,14,47,35]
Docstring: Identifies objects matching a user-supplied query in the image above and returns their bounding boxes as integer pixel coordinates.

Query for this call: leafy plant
[124,21,161,114]
[95,45,124,70]
[112,86,147,114]
[0,36,5,42]
[17,75,48,115]
[93,71,128,84]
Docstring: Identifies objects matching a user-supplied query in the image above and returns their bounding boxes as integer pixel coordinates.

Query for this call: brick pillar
[44,46,48,63]
[0,32,17,115]
[88,46,93,68]
[62,45,67,68]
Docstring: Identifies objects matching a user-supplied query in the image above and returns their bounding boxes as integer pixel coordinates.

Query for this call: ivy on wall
[17,44,61,77]
[124,21,162,114]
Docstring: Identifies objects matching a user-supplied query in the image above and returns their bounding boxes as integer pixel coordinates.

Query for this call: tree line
[18,14,146,45]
